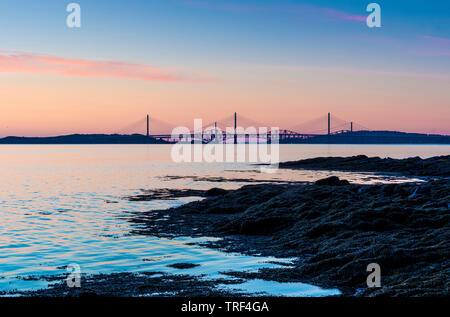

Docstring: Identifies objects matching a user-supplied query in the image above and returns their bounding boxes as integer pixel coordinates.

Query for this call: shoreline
[128,155,449,296]
[6,155,449,297]
[127,180,448,296]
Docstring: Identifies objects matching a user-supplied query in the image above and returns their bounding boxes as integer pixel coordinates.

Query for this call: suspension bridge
[116,112,371,144]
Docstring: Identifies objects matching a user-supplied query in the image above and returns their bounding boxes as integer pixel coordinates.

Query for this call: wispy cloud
[417,35,450,57]
[418,51,450,57]
[422,35,450,46]
[0,50,211,82]
[298,5,366,22]
[180,0,366,22]
[259,63,450,80]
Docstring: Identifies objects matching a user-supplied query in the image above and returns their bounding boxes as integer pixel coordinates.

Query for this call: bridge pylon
[234,112,237,144]
[328,112,331,136]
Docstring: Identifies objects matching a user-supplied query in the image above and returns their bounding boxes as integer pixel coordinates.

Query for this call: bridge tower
[214,122,217,142]
[328,112,331,136]
[351,122,353,133]
[234,112,237,144]
[146,114,149,137]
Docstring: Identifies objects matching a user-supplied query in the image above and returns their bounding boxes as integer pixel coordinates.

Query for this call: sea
[1,144,449,296]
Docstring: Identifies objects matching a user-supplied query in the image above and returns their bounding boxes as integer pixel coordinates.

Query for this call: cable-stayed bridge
[116,112,370,143]
[2,112,448,144]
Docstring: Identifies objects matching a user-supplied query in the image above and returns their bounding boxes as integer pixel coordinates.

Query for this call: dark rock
[6,272,240,297]
[126,188,208,201]
[167,263,200,269]
[315,176,350,186]
[280,155,450,177]
[237,216,294,235]
[204,187,228,197]
[128,175,449,297]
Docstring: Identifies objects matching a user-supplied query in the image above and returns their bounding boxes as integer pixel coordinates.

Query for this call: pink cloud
[261,64,450,80]
[422,35,450,46]
[416,35,450,57]
[317,7,366,22]
[419,51,450,57]
[180,0,366,23]
[0,50,210,82]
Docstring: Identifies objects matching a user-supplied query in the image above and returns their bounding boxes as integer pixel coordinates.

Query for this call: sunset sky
[0,0,449,136]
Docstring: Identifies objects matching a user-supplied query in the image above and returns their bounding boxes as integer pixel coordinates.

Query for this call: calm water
[0,144,449,296]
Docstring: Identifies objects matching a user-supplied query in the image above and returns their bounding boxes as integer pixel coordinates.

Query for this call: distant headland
[279,130,450,144]
[0,131,449,144]
[0,134,169,144]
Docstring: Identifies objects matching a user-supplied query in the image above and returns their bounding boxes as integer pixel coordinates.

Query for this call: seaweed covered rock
[315,176,350,186]
[131,176,450,296]
[280,155,450,177]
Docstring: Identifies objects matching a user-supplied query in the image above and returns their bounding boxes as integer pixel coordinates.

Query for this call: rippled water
[0,144,448,296]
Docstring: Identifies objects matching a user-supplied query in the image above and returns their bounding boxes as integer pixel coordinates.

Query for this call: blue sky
[1,0,449,70]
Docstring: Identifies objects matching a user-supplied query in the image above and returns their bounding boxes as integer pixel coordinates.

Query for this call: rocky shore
[128,156,449,297]
[11,155,449,297]
[3,272,242,297]
[280,155,450,177]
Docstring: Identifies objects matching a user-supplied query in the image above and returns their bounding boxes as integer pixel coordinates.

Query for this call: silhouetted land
[280,131,450,144]
[0,130,449,144]
[0,134,169,144]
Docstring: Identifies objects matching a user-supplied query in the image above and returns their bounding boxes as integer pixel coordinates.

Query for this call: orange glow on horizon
[0,52,449,137]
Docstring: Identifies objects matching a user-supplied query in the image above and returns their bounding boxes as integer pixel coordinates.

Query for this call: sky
[0,0,449,136]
